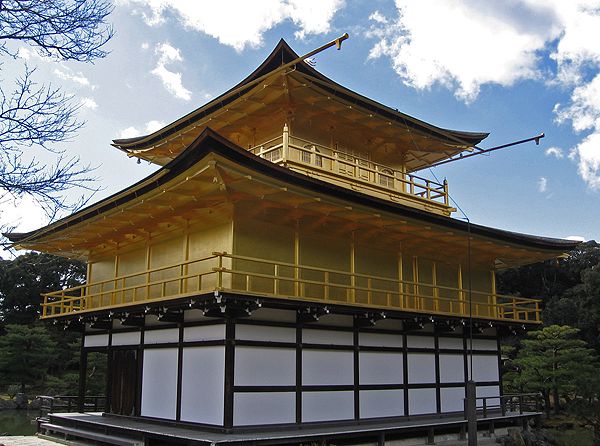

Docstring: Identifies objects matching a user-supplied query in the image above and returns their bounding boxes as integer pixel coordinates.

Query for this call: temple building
[7,37,578,445]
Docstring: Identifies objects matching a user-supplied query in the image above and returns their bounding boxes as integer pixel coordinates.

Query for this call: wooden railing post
[217,253,223,289]
[443,179,449,206]
[282,124,289,162]
[179,264,185,295]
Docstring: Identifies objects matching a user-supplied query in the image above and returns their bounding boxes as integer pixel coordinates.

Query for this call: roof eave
[8,128,578,256]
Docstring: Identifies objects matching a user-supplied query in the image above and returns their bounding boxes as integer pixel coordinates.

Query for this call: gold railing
[248,130,451,214]
[42,253,540,323]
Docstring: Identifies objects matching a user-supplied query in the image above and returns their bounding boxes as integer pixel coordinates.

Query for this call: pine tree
[509,325,598,415]
[0,324,57,392]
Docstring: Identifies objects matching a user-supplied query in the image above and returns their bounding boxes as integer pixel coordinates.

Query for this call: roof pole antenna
[335,33,349,50]
[534,133,544,145]
[426,132,546,169]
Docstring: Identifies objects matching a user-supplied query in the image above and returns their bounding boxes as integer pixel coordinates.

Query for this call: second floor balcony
[247,127,454,216]
[41,252,540,324]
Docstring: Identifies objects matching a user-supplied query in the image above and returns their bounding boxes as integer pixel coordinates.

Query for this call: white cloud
[545,147,564,159]
[119,126,140,139]
[369,10,388,25]
[367,1,556,102]
[571,131,600,190]
[120,0,344,51]
[151,42,192,101]
[145,120,165,133]
[537,176,548,193]
[556,73,600,189]
[54,66,93,88]
[555,73,600,132]
[287,0,342,40]
[566,235,586,241]
[119,120,165,139]
[80,97,98,110]
[141,42,150,50]
[367,1,600,190]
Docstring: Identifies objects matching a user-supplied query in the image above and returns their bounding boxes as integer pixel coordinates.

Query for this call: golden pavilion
[6,36,577,445]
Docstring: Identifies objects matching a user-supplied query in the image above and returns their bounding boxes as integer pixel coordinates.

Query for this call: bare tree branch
[0,0,113,225]
[0,0,114,62]
[0,66,83,152]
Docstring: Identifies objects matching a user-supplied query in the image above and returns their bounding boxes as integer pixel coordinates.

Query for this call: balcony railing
[42,253,540,323]
[248,127,452,215]
[463,393,542,419]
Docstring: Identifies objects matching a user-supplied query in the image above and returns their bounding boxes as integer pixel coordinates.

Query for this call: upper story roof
[112,39,488,172]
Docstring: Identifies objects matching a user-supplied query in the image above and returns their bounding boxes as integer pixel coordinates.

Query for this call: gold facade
[9,40,573,325]
[41,197,540,323]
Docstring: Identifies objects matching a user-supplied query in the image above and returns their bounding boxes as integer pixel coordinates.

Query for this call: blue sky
[3,0,600,245]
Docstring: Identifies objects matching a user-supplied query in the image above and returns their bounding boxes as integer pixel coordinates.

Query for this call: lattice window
[263,147,282,162]
[302,145,322,167]
[379,168,395,188]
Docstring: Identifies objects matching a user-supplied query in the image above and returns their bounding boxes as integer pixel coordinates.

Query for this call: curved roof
[7,128,579,261]
[112,39,489,171]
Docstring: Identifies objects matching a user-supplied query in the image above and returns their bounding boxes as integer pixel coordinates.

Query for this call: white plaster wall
[302,391,354,422]
[234,392,295,426]
[406,335,434,349]
[235,346,296,386]
[141,348,178,420]
[84,333,109,347]
[472,355,499,382]
[111,331,141,346]
[408,388,437,415]
[438,337,464,349]
[359,352,403,385]
[236,324,296,343]
[407,353,436,384]
[183,324,225,342]
[303,329,353,345]
[439,354,464,383]
[359,332,403,348]
[180,346,225,425]
[360,390,404,418]
[144,328,179,344]
[302,350,353,385]
[441,387,465,413]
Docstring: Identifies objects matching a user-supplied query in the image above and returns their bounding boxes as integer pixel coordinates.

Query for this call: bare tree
[0,0,114,219]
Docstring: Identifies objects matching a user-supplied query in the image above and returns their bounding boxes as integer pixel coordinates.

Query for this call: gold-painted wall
[83,208,496,317]
[232,217,295,295]
[232,214,496,314]
[86,221,233,308]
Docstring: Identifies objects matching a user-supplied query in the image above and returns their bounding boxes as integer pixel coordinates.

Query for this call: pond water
[0,410,38,436]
